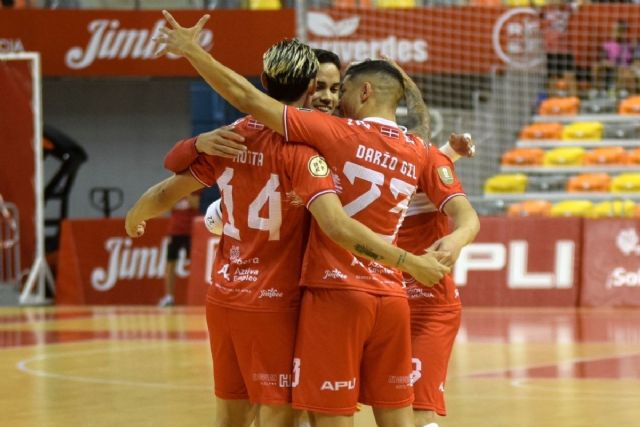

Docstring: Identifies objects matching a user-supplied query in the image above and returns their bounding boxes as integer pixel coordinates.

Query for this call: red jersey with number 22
[284,106,450,297]
[189,115,335,312]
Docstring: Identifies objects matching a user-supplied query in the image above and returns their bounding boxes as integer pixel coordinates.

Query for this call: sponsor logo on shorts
[279,374,292,388]
[258,288,284,299]
[323,268,347,280]
[407,287,436,299]
[308,155,330,177]
[388,375,412,388]
[253,372,283,387]
[320,378,356,391]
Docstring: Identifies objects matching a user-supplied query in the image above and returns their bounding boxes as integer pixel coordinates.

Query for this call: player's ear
[260,73,269,91]
[361,81,372,102]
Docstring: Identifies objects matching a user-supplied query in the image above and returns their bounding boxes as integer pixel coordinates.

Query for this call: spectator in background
[540,0,579,97]
[159,193,200,307]
[593,20,636,94]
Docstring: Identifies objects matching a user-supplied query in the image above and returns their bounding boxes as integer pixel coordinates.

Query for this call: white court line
[16,341,211,391]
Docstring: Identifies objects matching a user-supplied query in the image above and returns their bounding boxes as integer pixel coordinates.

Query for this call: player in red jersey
[128,32,447,427]
[154,12,478,427]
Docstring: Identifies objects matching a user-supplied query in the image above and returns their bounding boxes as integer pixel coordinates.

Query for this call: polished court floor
[1,306,639,427]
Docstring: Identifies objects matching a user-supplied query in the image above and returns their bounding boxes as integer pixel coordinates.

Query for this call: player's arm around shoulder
[125,173,204,238]
[430,196,480,268]
[307,193,450,286]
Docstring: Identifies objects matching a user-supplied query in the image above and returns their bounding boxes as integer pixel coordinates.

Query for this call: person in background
[159,192,200,307]
[593,20,636,94]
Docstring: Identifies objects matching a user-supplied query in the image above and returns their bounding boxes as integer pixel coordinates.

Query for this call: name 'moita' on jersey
[189,115,336,312]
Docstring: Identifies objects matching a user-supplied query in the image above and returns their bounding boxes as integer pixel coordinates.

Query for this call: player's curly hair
[263,39,319,103]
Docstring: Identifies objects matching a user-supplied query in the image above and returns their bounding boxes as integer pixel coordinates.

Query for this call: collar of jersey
[361,117,399,127]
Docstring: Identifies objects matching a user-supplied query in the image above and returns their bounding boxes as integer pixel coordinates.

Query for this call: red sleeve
[164,137,198,173]
[188,155,218,187]
[419,147,466,212]
[283,106,348,153]
[285,145,336,208]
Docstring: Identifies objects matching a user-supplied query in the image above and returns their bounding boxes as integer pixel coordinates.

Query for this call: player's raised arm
[164,128,247,173]
[125,173,203,238]
[155,11,287,135]
[308,193,450,286]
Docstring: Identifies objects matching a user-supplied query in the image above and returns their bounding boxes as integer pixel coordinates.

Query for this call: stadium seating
[543,147,585,166]
[583,147,627,165]
[484,174,528,194]
[538,97,580,116]
[590,200,636,218]
[550,200,594,217]
[519,123,563,140]
[611,174,640,193]
[501,148,544,166]
[507,200,552,217]
[618,96,640,115]
[561,121,604,140]
[566,173,611,193]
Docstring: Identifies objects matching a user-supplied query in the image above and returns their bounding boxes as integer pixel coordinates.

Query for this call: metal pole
[295,0,307,42]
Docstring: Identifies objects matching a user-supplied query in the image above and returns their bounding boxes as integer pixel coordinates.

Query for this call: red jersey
[397,151,466,312]
[189,115,336,312]
[283,106,452,297]
[167,197,199,236]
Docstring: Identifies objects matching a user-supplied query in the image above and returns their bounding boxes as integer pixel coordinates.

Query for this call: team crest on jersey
[308,155,329,177]
[437,166,454,185]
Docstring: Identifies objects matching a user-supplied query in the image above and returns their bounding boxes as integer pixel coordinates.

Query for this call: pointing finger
[162,10,181,29]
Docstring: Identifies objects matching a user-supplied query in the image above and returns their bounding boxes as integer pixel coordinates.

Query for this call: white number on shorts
[292,357,301,388]
[217,168,282,241]
[410,357,422,385]
[342,162,416,241]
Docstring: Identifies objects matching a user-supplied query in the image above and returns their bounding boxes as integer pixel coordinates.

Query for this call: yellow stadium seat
[561,122,604,141]
[589,200,636,218]
[551,200,594,217]
[376,0,415,7]
[543,147,585,166]
[248,0,281,9]
[611,174,640,193]
[507,0,546,6]
[484,174,528,194]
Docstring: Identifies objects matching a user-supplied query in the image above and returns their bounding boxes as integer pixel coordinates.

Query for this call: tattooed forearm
[396,250,407,268]
[355,244,383,261]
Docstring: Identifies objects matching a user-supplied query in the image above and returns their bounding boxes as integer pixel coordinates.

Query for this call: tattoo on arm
[355,244,382,261]
[405,79,431,141]
[396,251,407,268]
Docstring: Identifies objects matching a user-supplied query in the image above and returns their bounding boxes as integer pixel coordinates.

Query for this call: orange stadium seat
[484,174,528,194]
[550,200,594,217]
[501,148,545,166]
[538,97,580,116]
[566,173,611,192]
[334,0,373,6]
[584,147,628,166]
[611,174,640,193]
[561,121,604,141]
[543,147,585,166]
[618,96,640,115]
[626,148,640,165]
[519,123,563,140]
[589,200,636,219]
[507,200,552,217]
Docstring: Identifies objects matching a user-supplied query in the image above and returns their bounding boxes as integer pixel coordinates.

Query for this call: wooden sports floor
[1,306,639,427]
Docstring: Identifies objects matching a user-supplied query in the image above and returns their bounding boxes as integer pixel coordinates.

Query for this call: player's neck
[355,105,397,123]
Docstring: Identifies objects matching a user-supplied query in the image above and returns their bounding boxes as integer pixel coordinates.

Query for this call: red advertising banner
[0,9,294,76]
[455,217,582,307]
[56,218,191,305]
[185,217,218,306]
[580,219,640,307]
[0,59,35,274]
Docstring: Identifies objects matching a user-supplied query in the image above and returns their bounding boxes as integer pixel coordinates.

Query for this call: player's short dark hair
[263,39,319,103]
[344,59,405,92]
[313,49,341,70]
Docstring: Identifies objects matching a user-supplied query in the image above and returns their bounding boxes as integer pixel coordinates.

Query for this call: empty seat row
[520,121,639,140]
[485,173,640,194]
[508,199,640,218]
[502,147,640,167]
[538,96,640,116]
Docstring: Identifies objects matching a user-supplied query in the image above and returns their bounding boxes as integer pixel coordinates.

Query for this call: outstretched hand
[154,10,210,57]
[448,133,475,158]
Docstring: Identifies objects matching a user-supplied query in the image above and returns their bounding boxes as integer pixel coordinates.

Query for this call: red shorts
[410,307,462,415]
[206,302,298,405]
[292,288,413,415]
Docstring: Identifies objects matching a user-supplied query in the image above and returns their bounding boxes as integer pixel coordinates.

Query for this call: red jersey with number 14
[284,106,451,297]
[189,115,335,312]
